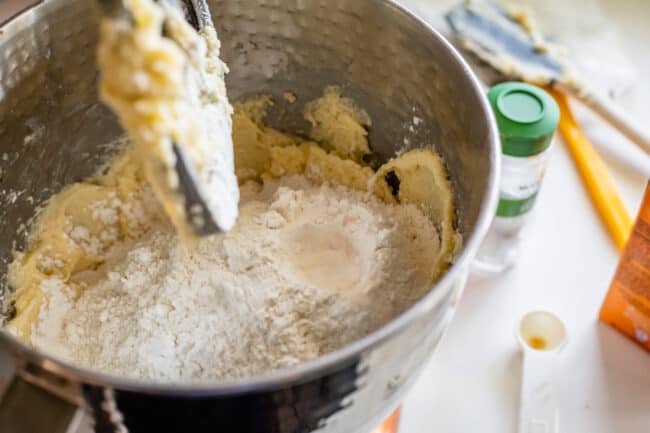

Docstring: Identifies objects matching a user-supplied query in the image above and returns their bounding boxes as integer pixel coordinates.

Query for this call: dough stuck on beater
[98,0,240,236]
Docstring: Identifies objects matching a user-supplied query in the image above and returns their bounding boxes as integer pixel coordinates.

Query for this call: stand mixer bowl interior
[0,1,499,432]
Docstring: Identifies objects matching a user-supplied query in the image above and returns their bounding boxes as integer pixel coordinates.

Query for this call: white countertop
[1,1,648,432]
[399,1,650,432]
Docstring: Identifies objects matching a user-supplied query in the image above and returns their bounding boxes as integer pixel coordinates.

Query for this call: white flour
[31,176,440,382]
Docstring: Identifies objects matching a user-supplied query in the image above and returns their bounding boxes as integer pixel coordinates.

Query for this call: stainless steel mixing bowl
[0,0,499,432]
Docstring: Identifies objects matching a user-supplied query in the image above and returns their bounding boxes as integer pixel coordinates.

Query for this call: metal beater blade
[96,0,234,237]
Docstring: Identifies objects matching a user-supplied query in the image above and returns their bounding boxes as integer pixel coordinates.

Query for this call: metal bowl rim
[0,0,500,395]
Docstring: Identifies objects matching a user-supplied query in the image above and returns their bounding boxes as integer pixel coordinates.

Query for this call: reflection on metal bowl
[0,0,499,432]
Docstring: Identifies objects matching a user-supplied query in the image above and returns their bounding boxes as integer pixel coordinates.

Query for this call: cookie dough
[5,88,460,348]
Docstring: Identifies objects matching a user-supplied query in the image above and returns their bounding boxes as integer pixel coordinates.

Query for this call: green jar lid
[488,82,560,157]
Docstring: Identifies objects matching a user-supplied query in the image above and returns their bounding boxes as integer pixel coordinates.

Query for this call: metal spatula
[97,0,235,237]
[446,1,650,154]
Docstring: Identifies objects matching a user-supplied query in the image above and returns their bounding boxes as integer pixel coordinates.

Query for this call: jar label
[497,193,539,217]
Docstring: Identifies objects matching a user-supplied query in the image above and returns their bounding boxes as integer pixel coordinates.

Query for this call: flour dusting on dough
[5,90,460,382]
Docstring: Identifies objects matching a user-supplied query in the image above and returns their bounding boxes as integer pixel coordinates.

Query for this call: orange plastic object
[371,407,402,433]
[548,89,633,250]
[600,182,650,352]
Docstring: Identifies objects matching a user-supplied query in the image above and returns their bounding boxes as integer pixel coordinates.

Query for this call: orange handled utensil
[548,89,633,250]
[372,407,402,433]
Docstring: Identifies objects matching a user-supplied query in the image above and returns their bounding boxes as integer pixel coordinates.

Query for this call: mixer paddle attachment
[95,0,237,237]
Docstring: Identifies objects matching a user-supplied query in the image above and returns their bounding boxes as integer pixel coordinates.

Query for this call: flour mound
[32,176,440,382]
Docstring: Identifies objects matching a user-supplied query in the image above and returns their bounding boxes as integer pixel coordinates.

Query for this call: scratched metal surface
[0,1,498,432]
